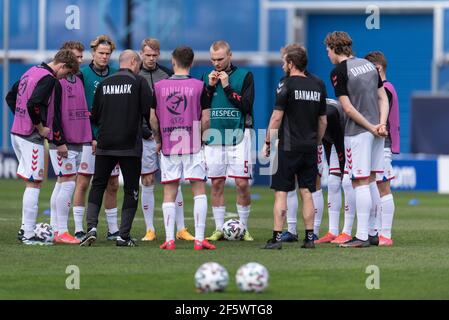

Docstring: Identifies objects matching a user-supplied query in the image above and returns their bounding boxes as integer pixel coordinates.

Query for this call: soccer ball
[222,219,246,240]
[34,223,54,243]
[236,262,269,293]
[194,262,229,293]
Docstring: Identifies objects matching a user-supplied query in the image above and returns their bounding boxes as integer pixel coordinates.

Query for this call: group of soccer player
[6,30,398,250]
[263,32,399,249]
[6,35,255,249]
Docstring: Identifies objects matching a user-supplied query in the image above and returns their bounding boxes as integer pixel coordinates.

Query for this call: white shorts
[376,148,395,182]
[344,132,384,179]
[11,134,45,182]
[328,145,341,175]
[49,149,81,177]
[204,129,252,179]
[77,145,120,176]
[141,139,159,175]
[318,145,341,177]
[160,150,207,184]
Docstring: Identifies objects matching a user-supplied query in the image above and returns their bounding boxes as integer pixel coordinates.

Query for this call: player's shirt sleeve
[140,77,152,118]
[330,62,349,97]
[51,81,66,146]
[27,75,57,125]
[223,71,254,115]
[150,92,157,110]
[90,83,103,127]
[274,78,288,111]
[200,85,211,110]
[139,78,152,132]
[324,106,345,173]
[5,80,20,114]
[319,80,327,116]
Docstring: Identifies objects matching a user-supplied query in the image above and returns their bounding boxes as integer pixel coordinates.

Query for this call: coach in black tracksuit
[81,50,152,247]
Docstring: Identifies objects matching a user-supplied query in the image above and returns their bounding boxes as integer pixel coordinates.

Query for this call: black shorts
[270,149,318,193]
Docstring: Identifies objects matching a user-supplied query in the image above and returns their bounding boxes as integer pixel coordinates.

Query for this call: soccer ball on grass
[236,262,269,293]
[34,223,54,243]
[222,219,246,240]
[194,262,229,293]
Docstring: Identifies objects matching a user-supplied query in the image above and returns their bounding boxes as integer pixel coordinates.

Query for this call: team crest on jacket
[80,162,88,170]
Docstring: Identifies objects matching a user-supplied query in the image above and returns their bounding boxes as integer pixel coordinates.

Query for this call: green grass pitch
[0,178,448,299]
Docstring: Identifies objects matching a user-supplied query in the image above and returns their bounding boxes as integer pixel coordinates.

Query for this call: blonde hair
[90,35,116,52]
[210,40,231,54]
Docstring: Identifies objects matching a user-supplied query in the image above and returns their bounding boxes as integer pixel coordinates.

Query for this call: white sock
[141,185,155,232]
[287,190,298,235]
[162,202,176,241]
[50,182,61,231]
[23,187,40,239]
[237,204,250,228]
[342,174,355,235]
[312,189,324,236]
[73,206,85,233]
[376,204,382,234]
[354,185,372,241]
[212,206,226,231]
[380,194,395,239]
[105,208,119,234]
[175,186,185,231]
[56,181,76,234]
[328,175,342,235]
[193,194,208,241]
[369,182,381,236]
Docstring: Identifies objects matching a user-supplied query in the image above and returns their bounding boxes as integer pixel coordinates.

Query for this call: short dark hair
[54,49,80,73]
[324,31,353,57]
[281,44,308,71]
[172,46,194,69]
[364,51,387,70]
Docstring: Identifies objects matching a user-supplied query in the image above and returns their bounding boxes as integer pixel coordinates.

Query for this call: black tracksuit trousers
[86,155,141,240]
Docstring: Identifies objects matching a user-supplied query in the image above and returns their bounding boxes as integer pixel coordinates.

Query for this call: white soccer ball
[34,223,54,243]
[194,262,229,293]
[222,219,246,241]
[236,262,269,293]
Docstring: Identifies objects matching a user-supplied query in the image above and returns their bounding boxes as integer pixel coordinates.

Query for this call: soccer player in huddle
[6,50,79,245]
[281,98,356,245]
[73,35,120,241]
[203,40,255,242]
[138,38,194,242]
[263,44,327,250]
[151,46,214,251]
[364,51,399,246]
[48,41,92,244]
[325,31,389,248]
